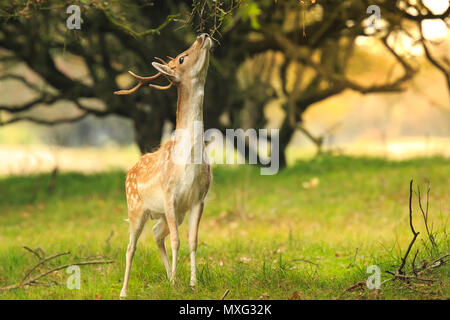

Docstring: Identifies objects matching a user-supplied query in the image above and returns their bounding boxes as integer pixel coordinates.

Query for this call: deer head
[114,33,213,95]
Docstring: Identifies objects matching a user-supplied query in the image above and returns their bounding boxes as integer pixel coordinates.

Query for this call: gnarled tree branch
[1,111,88,126]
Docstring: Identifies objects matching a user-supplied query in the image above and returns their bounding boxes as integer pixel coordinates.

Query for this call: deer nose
[198,33,210,40]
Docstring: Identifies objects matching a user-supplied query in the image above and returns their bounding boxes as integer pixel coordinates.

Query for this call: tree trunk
[133,113,164,154]
[278,116,296,169]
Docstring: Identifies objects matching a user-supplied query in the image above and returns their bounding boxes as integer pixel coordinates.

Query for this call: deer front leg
[164,198,179,284]
[120,210,147,299]
[189,201,204,288]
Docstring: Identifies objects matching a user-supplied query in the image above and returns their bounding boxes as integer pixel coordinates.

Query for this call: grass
[0,156,448,300]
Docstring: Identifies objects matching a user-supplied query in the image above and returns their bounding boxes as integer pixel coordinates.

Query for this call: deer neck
[175,79,205,135]
[171,79,206,166]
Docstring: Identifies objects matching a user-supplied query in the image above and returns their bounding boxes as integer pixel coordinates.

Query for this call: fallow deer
[114,34,213,298]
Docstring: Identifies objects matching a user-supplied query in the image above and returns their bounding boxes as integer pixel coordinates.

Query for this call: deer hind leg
[164,197,179,284]
[188,201,204,287]
[152,218,171,280]
[120,208,148,299]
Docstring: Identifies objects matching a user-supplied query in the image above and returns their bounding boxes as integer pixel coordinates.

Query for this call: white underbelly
[174,164,208,210]
[138,163,209,219]
[139,180,165,216]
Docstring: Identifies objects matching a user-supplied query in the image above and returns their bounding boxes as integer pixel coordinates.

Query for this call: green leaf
[241,2,262,30]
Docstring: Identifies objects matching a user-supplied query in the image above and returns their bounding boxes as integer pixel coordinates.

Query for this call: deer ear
[152,62,177,80]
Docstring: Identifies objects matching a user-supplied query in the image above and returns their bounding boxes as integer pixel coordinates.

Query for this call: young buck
[114,34,213,298]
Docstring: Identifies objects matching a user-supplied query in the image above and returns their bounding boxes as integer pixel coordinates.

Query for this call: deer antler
[114,57,173,95]
[154,57,169,65]
[149,82,173,90]
[114,71,161,95]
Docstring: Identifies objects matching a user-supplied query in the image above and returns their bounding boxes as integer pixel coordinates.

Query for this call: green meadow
[0,156,448,299]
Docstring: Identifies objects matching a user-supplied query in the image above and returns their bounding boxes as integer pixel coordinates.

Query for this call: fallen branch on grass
[346,247,359,269]
[336,281,366,299]
[291,258,320,268]
[417,183,436,247]
[343,281,366,292]
[340,180,448,298]
[396,180,420,276]
[22,251,71,282]
[385,253,450,283]
[383,180,448,284]
[23,246,45,260]
[221,289,230,300]
[0,248,114,290]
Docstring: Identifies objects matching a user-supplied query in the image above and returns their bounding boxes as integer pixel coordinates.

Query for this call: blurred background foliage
[0,0,449,172]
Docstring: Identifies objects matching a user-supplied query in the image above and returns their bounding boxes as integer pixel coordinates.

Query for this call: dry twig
[221,289,230,300]
[417,183,436,247]
[396,180,420,276]
[0,249,114,291]
[383,180,448,285]
[340,180,448,298]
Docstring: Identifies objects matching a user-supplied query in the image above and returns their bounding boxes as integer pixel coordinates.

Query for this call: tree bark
[278,115,296,169]
[133,113,165,154]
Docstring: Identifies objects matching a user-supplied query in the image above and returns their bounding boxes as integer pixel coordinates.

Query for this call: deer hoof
[119,290,128,299]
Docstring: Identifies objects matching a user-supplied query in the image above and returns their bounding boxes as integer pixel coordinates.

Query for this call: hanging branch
[102,8,180,39]
[418,22,450,94]
[0,74,44,93]
[190,0,242,41]
[0,112,89,126]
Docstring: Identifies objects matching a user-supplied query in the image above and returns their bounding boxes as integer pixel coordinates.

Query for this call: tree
[218,0,450,167]
[0,0,197,152]
[1,0,449,169]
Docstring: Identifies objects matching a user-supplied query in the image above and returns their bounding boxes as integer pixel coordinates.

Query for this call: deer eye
[179,56,184,64]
